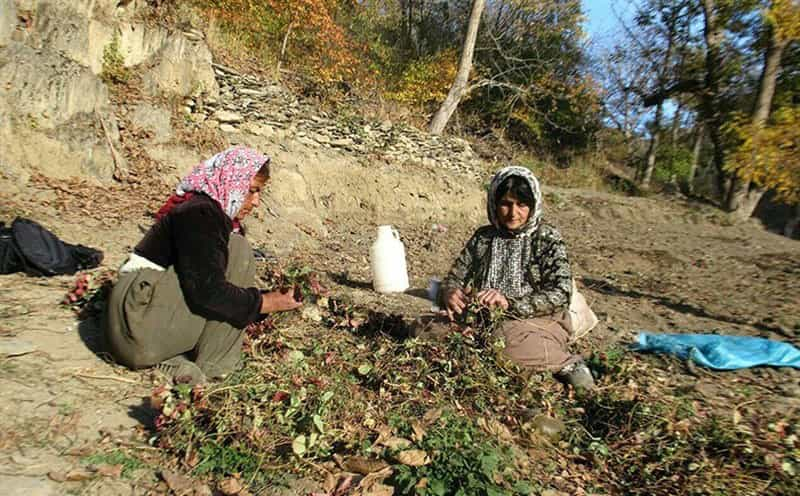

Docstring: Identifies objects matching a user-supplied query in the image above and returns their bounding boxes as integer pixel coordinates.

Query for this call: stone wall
[186,64,486,179]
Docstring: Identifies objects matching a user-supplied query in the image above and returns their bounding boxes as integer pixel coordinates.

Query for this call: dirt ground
[1,150,799,494]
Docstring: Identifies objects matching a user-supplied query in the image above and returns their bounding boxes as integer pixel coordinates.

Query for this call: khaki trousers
[105,234,255,377]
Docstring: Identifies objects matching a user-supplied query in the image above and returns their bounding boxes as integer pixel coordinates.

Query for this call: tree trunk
[640,102,663,188]
[752,37,788,127]
[713,158,728,202]
[700,0,727,205]
[638,7,679,188]
[670,101,683,144]
[402,0,411,49]
[276,22,293,76]
[725,33,789,219]
[785,203,800,238]
[428,0,485,135]
[725,180,764,220]
[686,124,704,194]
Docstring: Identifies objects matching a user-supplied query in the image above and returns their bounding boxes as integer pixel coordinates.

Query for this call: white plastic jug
[370,225,410,293]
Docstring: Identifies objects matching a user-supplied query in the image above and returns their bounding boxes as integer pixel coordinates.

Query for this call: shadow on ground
[128,400,157,429]
[77,312,116,361]
[329,271,372,290]
[581,276,792,338]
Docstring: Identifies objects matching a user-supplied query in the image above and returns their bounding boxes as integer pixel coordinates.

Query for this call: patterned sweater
[441,223,572,319]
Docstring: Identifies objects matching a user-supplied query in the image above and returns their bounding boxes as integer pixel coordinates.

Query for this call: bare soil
[0,145,798,494]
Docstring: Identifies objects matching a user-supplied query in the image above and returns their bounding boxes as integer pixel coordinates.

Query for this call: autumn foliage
[769,0,800,42]
[725,107,800,204]
[387,49,459,107]
[198,0,367,83]
[188,0,599,155]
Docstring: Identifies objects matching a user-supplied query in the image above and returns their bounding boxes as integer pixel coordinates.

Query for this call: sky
[581,0,678,124]
[582,0,629,51]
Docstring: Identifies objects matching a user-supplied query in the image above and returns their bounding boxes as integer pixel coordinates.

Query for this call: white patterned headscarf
[482,166,543,298]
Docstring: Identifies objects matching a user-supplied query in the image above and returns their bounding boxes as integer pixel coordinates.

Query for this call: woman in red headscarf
[105,147,301,384]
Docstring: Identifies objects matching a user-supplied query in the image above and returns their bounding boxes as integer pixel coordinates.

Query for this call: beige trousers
[411,312,581,372]
[494,316,581,372]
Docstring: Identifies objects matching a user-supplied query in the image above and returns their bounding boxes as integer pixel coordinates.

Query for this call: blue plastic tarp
[633,332,800,370]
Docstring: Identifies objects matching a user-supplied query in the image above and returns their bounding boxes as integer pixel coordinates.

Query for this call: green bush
[391,413,533,496]
[82,450,146,478]
[101,34,129,85]
[653,143,693,184]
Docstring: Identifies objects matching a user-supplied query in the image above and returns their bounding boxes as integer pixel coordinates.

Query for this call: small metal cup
[427,278,442,311]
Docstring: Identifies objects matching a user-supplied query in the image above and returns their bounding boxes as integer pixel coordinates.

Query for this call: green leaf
[320,391,334,403]
[512,481,533,495]
[429,478,447,495]
[313,414,325,433]
[357,364,372,375]
[486,487,507,496]
[292,435,307,456]
[479,453,499,475]
[175,384,192,398]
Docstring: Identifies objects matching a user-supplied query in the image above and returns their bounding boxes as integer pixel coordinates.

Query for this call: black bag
[0,217,104,276]
[0,222,24,274]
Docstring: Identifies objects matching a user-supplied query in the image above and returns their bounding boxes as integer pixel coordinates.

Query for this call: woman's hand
[476,289,509,310]
[260,289,303,314]
[444,287,467,321]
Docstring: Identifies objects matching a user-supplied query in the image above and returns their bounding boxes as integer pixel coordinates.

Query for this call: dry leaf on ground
[162,469,194,496]
[47,471,67,482]
[95,463,123,478]
[422,408,443,424]
[381,437,412,450]
[65,467,96,481]
[219,477,243,495]
[340,456,390,475]
[194,483,214,496]
[371,424,393,448]
[393,449,430,467]
[410,421,426,443]
[477,417,514,443]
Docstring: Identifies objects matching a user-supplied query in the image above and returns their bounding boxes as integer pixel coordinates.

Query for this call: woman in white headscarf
[439,166,595,389]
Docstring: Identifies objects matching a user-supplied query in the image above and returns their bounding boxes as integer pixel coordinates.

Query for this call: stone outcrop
[0,0,219,183]
[0,44,109,128]
[130,103,173,144]
[140,33,218,98]
[0,0,15,47]
[26,0,218,96]
[1,0,488,236]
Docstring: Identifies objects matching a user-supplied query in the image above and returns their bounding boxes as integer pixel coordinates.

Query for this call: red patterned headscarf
[154,147,269,233]
[176,146,270,219]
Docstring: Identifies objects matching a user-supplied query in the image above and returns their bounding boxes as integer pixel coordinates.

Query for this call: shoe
[156,355,207,385]
[556,360,595,391]
[252,246,277,263]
